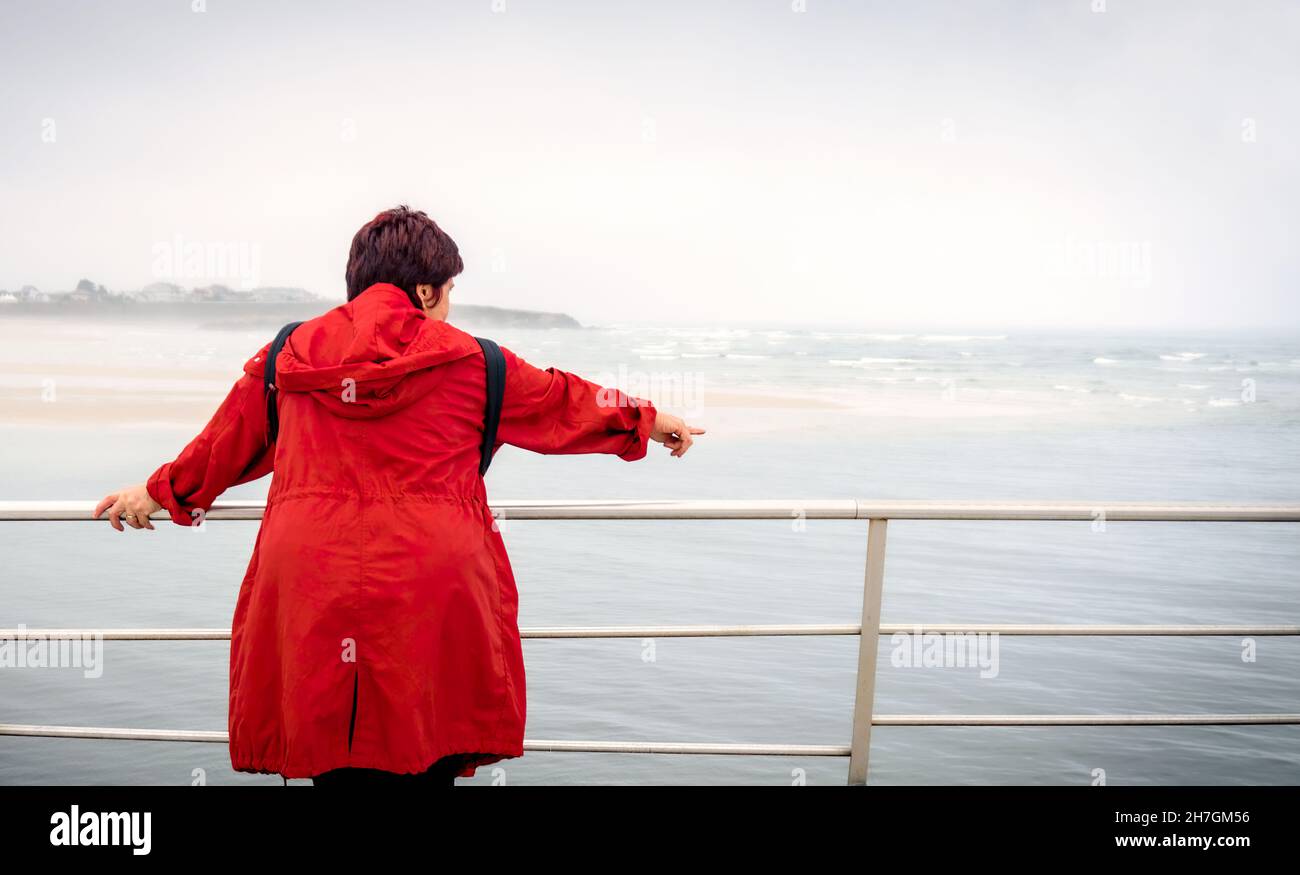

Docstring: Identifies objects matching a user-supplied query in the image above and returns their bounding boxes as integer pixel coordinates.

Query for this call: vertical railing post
[847,517,888,785]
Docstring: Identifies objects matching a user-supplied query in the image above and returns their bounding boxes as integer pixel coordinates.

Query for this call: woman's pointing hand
[650,411,706,458]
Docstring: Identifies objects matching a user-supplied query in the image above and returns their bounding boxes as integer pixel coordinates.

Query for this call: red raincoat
[146,282,657,779]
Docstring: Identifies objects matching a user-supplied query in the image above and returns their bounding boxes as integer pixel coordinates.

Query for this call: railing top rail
[2,499,1300,522]
[5,624,1299,640]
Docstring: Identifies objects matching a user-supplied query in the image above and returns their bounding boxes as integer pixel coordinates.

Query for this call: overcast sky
[1,0,1297,330]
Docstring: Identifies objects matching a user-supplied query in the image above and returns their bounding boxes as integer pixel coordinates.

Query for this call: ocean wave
[811,332,915,341]
[1207,398,1240,407]
[1159,352,1207,362]
[1177,383,1209,390]
[920,334,1007,342]
[668,328,750,340]
[1093,357,1120,365]
[829,357,921,367]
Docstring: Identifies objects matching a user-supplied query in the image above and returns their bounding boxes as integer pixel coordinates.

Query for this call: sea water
[1,315,1297,784]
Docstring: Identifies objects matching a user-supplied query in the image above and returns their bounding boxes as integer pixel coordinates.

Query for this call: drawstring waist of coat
[266,488,491,507]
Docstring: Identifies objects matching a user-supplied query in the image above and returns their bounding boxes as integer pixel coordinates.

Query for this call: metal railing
[2,499,1299,784]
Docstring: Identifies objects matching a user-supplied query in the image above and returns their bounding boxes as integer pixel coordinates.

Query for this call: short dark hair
[345,205,463,308]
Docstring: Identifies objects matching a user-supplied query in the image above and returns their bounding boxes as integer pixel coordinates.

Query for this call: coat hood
[244,282,481,420]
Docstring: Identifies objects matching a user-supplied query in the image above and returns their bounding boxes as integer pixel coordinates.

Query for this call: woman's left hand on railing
[93,484,163,532]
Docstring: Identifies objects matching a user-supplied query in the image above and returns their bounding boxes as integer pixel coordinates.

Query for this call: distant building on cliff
[193,284,244,302]
[65,279,112,303]
[0,285,47,303]
[138,281,188,302]
[8,280,325,306]
[249,286,318,303]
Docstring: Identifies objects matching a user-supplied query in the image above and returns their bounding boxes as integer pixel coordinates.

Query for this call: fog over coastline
[2,0,1297,331]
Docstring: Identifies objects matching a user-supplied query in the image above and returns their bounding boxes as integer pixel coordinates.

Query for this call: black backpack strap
[264,321,304,443]
[474,336,506,476]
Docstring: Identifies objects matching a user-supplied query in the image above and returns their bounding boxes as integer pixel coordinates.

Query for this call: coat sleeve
[145,346,276,526]
[494,345,658,461]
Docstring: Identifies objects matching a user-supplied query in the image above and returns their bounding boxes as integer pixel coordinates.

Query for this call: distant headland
[0,279,582,329]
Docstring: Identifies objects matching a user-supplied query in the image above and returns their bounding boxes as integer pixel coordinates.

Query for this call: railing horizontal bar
[0,626,860,641]
[0,725,228,743]
[1,629,237,640]
[526,625,858,638]
[872,714,1300,726]
[884,624,1300,636]
[1,500,862,521]
[855,501,1300,522]
[5,715,1298,748]
[3,499,1300,522]
[0,724,846,755]
[520,740,848,756]
[6,624,1298,641]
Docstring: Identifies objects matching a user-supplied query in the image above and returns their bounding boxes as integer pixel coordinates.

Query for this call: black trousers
[311,755,464,787]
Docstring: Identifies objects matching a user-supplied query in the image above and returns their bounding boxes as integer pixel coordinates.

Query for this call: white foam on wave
[1159,352,1207,362]
[671,328,749,340]
[829,357,921,367]
[1177,383,1209,390]
[811,332,915,341]
[920,334,1007,342]
[1093,357,1120,365]
[1207,398,1240,407]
